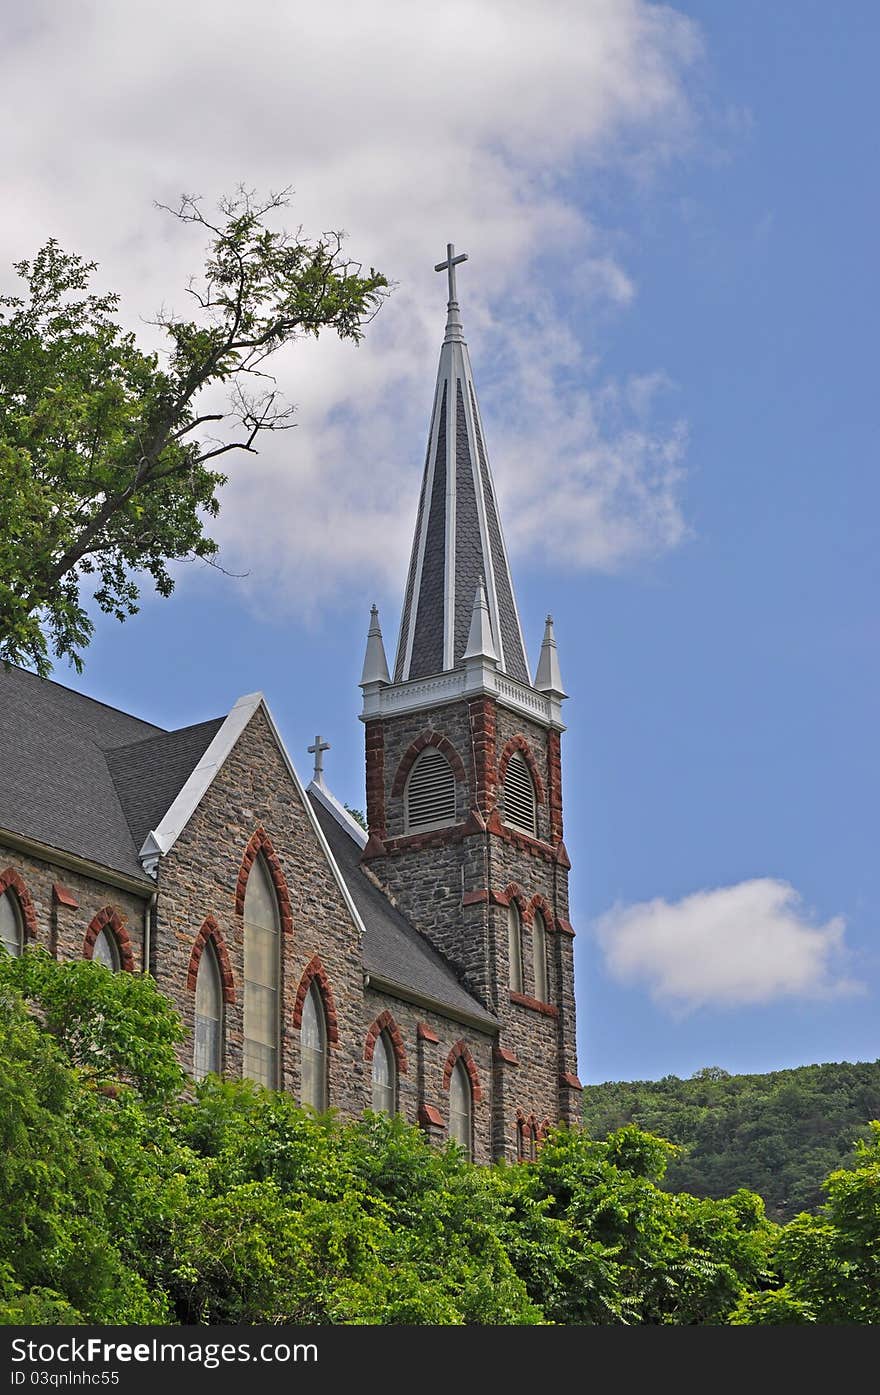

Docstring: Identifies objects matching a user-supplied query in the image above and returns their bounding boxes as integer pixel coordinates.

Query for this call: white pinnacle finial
[462,577,498,664]
[435,241,468,344]
[360,603,391,686]
[535,613,566,697]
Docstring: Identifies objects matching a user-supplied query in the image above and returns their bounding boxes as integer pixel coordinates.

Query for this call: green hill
[581,1060,880,1223]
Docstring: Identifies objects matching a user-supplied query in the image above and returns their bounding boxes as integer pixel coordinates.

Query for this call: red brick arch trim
[364,1010,408,1075]
[502,882,529,920]
[83,907,134,972]
[186,916,235,1004]
[0,868,37,940]
[526,893,555,930]
[234,827,293,935]
[442,1040,482,1102]
[292,955,339,1046]
[498,734,545,805]
[391,731,467,798]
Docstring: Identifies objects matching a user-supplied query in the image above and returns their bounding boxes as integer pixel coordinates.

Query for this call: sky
[2,0,878,1083]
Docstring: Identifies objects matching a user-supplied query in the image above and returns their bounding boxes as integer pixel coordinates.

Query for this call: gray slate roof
[0,666,221,881]
[310,794,497,1029]
[393,331,530,686]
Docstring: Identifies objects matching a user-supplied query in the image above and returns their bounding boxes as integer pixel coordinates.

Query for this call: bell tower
[359,246,580,1160]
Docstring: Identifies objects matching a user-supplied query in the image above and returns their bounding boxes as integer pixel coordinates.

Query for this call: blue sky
[4,1,878,1082]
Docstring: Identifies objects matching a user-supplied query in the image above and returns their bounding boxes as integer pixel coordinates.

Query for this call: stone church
[0,247,580,1163]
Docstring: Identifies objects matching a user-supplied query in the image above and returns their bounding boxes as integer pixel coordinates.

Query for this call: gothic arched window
[371,1030,396,1115]
[194,940,223,1080]
[243,855,280,1089]
[0,890,23,958]
[508,901,523,993]
[448,1058,473,1159]
[301,982,328,1112]
[92,926,121,970]
[405,747,456,832]
[503,750,537,837]
[533,909,548,1003]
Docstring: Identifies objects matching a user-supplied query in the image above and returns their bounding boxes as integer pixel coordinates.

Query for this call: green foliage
[0,949,185,1101]
[582,1060,880,1222]
[0,190,387,674]
[1,951,874,1324]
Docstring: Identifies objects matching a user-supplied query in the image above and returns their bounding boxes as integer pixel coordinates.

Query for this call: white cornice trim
[360,663,566,730]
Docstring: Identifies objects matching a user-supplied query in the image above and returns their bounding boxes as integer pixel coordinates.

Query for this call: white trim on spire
[462,578,498,663]
[442,349,457,670]
[466,377,531,684]
[398,368,444,682]
[459,340,506,673]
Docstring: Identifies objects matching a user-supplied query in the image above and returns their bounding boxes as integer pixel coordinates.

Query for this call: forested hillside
[581,1062,880,1222]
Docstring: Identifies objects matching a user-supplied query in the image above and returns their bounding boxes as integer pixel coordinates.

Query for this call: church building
[0,246,581,1163]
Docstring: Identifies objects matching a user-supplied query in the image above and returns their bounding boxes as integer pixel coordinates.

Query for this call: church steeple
[392,245,531,686]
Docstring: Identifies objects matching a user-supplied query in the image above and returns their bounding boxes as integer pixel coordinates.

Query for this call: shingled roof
[0,665,222,881]
[309,789,497,1029]
[392,266,531,686]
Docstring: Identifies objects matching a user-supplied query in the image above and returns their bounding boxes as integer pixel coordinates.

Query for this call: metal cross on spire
[308,734,330,784]
[435,243,468,304]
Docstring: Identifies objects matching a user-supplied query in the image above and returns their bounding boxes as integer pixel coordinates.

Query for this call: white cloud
[595,879,861,1010]
[1,0,702,618]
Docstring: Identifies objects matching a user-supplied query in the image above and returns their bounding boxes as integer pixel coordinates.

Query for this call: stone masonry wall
[0,842,149,970]
[153,705,367,1118]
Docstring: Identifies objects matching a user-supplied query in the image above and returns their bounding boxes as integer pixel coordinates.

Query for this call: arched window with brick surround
[533,909,548,1002]
[371,1031,396,1114]
[405,747,456,832]
[502,750,537,836]
[243,855,280,1089]
[449,1059,473,1159]
[0,888,24,957]
[300,982,328,1112]
[508,900,523,993]
[194,941,223,1079]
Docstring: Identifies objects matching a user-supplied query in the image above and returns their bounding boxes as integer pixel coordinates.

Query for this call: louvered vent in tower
[503,751,536,836]
[405,748,456,831]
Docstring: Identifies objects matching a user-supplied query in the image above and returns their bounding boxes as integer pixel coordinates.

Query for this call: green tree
[733,1123,880,1324]
[0,189,387,674]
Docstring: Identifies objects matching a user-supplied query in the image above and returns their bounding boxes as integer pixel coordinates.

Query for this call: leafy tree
[582,1061,880,1222]
[0,189,387,674]
[733,1123,880,1324]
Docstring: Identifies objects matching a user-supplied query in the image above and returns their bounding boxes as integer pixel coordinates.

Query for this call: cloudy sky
[4,0,878,1082]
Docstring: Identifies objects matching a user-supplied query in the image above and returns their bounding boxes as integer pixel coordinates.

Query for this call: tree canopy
[581,1061,880,1222]
[1,950,876,1325]
[0,190,387,675]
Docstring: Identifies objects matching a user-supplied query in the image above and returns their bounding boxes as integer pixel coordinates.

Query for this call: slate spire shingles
[393,262,530,686]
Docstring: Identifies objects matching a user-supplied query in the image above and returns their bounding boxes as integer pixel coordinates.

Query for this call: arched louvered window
[194,940,223,1080]
[301,982,328,1112]
[503,750,537,836]
[449,1059,473,1159]
[371,1031,396,1114]
[508,901,523,993]
[92,926,120,970]
[0,891,23,958]
[243,855,280,1089]
[405,747,456,832]
[533,910,548,1003]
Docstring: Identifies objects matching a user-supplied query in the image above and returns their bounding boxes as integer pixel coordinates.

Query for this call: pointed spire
[392,245,531,688]
[462,578,498,663]
[535,615,566,697]
[360,604,391,687]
